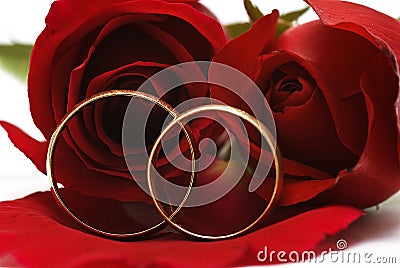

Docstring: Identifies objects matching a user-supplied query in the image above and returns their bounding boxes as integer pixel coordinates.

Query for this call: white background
[0,1,399,267]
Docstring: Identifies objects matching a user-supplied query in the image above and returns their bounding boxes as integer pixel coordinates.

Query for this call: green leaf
[275,19,292,38]
[244,0,264,23]
[274,7,310,38]
[280,6,310,23]
[0,44,33,82]
[226,22,251,39]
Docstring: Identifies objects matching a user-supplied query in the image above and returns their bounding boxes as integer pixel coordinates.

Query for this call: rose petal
[210,11,279,112]
[88,62,168,157]
[0,191,363,267]
[51,138,152,202]
[0,121,47,173]
[212,10,278,78]
[67,14,168,109]
[0,120,151,201]
[314,54,400,207]
[65,62,170,178]
[305,0,400,157]
[283,157,332,179]
[256,176,337,206]
[273,88,358,175]
[306,0,400,66]
[278,178,337,206]
[0,124,142,202]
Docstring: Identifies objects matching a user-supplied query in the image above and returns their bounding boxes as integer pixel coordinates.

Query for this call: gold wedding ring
[47,90,283,240]
[46,90,196,239]
[148,104,283,240]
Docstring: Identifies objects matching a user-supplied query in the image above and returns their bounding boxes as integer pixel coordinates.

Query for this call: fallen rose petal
[0,191,363,267]
[0,121,47,174]
[0,122,153,202]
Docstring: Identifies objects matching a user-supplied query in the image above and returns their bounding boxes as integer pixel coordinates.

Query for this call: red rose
[211,0,400,209]
[0,0,226,201]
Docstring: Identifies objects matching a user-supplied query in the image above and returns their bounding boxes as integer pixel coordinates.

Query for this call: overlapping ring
[46,89,283,240]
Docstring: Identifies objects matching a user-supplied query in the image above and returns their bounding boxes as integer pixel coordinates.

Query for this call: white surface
[0,1,399,267]
[273,192,400,267]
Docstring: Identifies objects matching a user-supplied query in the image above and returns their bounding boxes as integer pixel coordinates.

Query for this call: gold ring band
[147,104,283,240]
[46,89,196,239]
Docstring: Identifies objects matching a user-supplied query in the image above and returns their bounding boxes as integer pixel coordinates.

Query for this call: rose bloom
[1,0,226,201]
[0,0,399,267]
[211,0,400,209]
